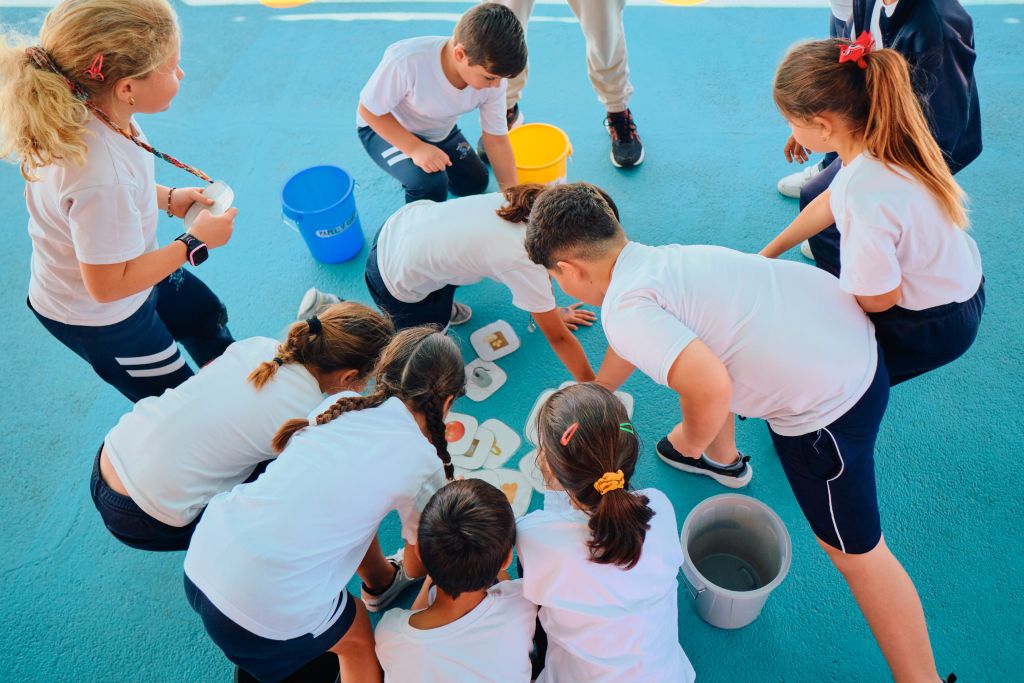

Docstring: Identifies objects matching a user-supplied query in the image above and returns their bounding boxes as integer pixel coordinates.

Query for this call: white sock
[702,453,742,470]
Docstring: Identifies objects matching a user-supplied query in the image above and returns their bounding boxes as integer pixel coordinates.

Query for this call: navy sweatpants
[358,125,489,204]
[31,268,233,403]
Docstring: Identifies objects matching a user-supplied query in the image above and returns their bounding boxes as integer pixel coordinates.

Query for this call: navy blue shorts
[869,279,985,386]
[184,574,357,683]
[768,353,890,554]
[364,235,454,331]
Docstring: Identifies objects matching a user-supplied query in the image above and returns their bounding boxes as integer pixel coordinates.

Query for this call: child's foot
[777,160,825,198]
[605,109,644,168]
[478,104,524,165]
[361,550,422,613]
[449,301,473,326]
[296,287,341,320]
[655,437,752,488]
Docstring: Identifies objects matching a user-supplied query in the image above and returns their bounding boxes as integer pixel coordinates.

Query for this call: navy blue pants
[803,156,844,277]
[364,237,455,331]
[358,125,489,204]
[30,268,232,403]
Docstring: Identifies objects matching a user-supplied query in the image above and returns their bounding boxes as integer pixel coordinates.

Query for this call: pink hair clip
[560,422,579,446]
[84,53,104,81]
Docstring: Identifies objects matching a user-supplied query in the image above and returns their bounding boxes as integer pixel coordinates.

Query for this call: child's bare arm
[358,104,450,173]
[665,339,733,459]
[531,308,595,382]
[760,189,834,258]
[594,347,636,391]
[856,284,903,313]
[480,132,518,189]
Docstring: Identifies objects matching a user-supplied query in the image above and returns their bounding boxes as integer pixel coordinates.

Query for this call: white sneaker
[777,160,824,199]
[361,549,422,613]
[799,240,815,260]
[296,287,341,320]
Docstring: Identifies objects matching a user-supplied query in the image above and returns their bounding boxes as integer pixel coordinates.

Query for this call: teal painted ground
[1,2,1021,681]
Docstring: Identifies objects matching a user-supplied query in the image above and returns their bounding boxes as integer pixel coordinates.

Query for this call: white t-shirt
[375,580,538,683]
[870,0,899,46]
[183,394,447,641]
[26,116,158,326]
[516,488,696,683]
[377,193,557,312]
[104,337,325,527]
[602,243,877,437]
[357,36,508,142]
[829,154,983,310]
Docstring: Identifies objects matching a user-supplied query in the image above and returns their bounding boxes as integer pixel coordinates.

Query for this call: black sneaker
[478,104,524,165]
[944,675,957,683]
[605,108,644,168]
[656,437,752,488]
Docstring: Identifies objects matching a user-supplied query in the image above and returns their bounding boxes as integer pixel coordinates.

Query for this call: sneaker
[777,160,824,198]
[296,287,341,320]
[449,301,473,326]
[944,675,957,683]
[478,104,524,165]
[655,437,752,488]
[605,109,644,168]
[361,549,423,613]
[799,240,815,260]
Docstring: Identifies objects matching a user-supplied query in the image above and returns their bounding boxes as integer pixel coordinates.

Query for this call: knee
[405,171,449,203]
[818,534,886,576]
[333,600,376,656]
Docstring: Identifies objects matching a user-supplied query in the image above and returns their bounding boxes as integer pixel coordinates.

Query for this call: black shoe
[605,108,644,168]
[944,675,957,683]
[478,104,524,165]
[655,438,752,488]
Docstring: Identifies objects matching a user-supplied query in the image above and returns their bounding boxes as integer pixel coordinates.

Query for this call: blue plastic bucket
[282,165,365,264]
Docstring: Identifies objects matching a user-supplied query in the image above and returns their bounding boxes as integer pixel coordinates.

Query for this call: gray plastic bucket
[680,494,792,629]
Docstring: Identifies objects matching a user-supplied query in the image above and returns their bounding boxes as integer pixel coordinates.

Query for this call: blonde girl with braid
[92,302,392,552]
[184,327,466,683]
[0,0,237,402]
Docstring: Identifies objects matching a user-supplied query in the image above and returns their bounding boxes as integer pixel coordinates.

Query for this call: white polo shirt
[601,243,878,437]
[104,337,325,527]
[25,116,158,326]
[357,36,508,142]
[375,580,538,683]
[829,154,983,311]
[376,193,557,312]
[184,394,447,641]
[516,488,696,683]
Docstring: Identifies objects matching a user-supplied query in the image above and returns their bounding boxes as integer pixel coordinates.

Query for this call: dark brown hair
[417,479,516,599]
[272,327,466,480]
[495,183,545,223]
[774,38,967,227]
[453,3,527,79]
[524,182,624,269]
[536,383,653,569]
[248,301,393,390]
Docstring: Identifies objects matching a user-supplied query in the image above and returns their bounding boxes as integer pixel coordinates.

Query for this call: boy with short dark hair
[374,479,537,682]
[357,3,526,204]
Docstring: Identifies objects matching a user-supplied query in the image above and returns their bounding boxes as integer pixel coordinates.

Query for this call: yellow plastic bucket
[509,123,573,185]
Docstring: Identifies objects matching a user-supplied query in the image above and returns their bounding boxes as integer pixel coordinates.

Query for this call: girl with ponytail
[515,383,696,683]
[762,36,984,386]
[184,327,466,682]
[364,185,597,381]
[93,301,392,552]
[0,0,237,402]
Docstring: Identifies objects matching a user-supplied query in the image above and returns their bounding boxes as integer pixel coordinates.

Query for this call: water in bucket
[282,165,365,264]
[680,494,791,629]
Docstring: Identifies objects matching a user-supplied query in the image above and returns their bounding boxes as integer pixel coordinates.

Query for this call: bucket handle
[680,561,706,599]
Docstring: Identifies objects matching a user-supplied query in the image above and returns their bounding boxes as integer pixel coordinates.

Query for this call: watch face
[190,243,209,266]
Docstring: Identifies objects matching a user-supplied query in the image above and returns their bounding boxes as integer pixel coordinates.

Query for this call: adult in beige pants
[491,0,644,168]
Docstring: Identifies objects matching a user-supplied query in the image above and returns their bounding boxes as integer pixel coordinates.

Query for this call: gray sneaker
[297,287,341,320]
[450,301,473,326]
[361,550,423,613]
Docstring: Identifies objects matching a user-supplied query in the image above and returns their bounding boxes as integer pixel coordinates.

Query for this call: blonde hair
[773,38,968,228]
[247,301,394,390]
[0,0,179,180]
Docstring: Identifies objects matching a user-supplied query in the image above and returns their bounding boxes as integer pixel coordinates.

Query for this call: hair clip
[306,315,323,335]
[560,422,579,446]
[594,470,625,496]
[84,53,104,81]
[273,357,284,366]
[839,32,874,70]
[618,422,635,436]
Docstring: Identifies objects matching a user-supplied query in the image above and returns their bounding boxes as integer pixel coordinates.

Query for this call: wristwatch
[175,232,209,266]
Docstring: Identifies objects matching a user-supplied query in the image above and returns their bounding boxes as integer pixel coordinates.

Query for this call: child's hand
[169,186,214,219]
[559,303,596,331]
[189,207,237,250]
[412,142,451,174]
[783,135,810,164]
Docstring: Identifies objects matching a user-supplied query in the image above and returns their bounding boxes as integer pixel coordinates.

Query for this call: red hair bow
[84,53,104,81]
[839,32,874,69]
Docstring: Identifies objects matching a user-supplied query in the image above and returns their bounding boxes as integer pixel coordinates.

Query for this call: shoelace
[606,110,638,143]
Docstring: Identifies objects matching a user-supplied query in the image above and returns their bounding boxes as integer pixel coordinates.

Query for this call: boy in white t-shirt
[357,3,526,204]
[375,479,537,683]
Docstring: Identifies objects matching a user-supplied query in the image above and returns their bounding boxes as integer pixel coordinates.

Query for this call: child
[357,2,525,204]
[761,38,984,386]
[184,327,465,682]
[516,383,695,682]
[365,184,596,380]
[0,0,238,402]
[525,182,950,682]
[91,302,393,551]
[375,479,538,682]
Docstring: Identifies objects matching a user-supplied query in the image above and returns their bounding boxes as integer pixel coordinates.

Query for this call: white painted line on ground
[272,11,576,22]
[1,0,1021,7]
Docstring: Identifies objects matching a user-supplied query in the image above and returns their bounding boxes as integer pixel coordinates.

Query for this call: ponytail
[588,489,654,570]
[773,38,967,228]
[272,391,388,453]
[495,183,546,223]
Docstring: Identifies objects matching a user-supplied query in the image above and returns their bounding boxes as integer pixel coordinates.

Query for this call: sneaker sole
[776,182,801,199]
[610,145,644,169]
[296,287,318,320]
[656,450,752,488]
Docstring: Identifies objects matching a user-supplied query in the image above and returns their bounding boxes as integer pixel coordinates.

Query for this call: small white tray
[517,449,547,494]
[462,468,533,518]
[465,359,506,402]
[444,412,478,456]
[480,418,521,469]
[523,389,556,446]
[470,320,520,362]
[450,425,494,471]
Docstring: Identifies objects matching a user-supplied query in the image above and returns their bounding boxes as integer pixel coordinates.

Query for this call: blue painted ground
[0,2,1021,681]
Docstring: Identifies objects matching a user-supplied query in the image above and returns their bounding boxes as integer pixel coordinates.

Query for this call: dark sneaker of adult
[605,108,644,168]
[656,437,752,488]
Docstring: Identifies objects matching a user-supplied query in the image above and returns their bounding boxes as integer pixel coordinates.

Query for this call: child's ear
[442,394,456,416]
[452,43,468,64]
[811,115,834,143]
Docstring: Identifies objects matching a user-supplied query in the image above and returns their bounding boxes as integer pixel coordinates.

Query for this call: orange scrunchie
[593,470,625,496]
